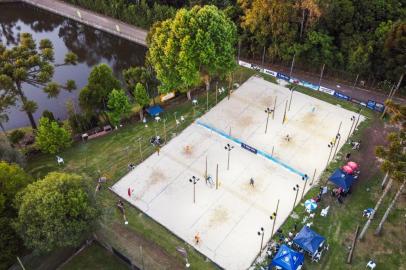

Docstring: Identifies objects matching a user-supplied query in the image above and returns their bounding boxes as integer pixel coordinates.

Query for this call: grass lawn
[24,66,404,270]
[61,243,129,270]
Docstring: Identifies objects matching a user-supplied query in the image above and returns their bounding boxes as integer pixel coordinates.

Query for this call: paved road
[246,59,405,105]
[22,0,148,46]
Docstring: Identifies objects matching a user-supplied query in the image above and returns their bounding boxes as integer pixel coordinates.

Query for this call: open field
[112,76,363,269]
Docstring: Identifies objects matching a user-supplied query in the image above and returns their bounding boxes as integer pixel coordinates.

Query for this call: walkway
[22,0,148,46]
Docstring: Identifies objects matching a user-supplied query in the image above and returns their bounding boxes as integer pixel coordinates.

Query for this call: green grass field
[24,67,405,270]
[60,243,129,270]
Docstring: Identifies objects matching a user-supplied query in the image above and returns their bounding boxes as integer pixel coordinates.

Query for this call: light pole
[224,143,234,170]
[192,99,198,117]
[326,141,334,167]
[264,107,273,134]
[189,176,200,204]
[301,174,309,199]
[288,86,296,111]
[347,115,356,142]
[332,133,341,160]
[270,199,279,237]
[292,184,300,211]
[257,227,265,254]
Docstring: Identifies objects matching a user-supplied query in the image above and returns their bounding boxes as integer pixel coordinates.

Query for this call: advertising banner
[334,91,350,101]
[262,68,278,77]
[367,100,376,110]
[301,80,319,91]
[241,143,258,154]
[374,102,385,112]
[277,73,290,81]
[238,60,251,68]
[319,86,335,95]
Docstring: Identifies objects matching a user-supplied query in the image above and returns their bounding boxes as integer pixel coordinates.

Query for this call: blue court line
[196,120,307,178]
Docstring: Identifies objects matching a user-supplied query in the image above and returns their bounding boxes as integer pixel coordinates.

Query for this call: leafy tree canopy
[14,172,99,253]
[107,89,132,127]
[0,137,26,167]
[0,33,77,129]
[79,64,121,113]
[148,5,237,94]
[35,117,72,154]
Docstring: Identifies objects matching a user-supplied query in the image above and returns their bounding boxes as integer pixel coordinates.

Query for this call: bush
[0,137,25,166]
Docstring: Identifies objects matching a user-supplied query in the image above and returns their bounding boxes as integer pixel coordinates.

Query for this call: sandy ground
[111,76,364,270]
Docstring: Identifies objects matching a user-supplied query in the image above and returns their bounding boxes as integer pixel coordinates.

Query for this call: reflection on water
[0,2,147,130]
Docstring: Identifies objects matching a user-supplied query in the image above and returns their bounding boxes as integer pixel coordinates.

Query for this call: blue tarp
[270,245,304,270]
[329,169,354,191]
[146,105,163,116]
[293,226,325,256]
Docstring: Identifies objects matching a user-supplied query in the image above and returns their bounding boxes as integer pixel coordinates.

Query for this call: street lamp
[332,133,341,160]
[189,176,200,204]
[288,86,296,111]
[270,199,279,237]
[257,227,265,254]
[264,107,274,134]
[192,99,198,117]
[292,184,300,211]
[347,115,356,142]
[224,143,234,170]
[301,174,309,200]
[326,141,334,167]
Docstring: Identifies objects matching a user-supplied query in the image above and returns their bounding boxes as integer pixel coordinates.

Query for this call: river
[0,2,147,130]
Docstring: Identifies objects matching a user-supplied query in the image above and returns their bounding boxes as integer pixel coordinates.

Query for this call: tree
[41,110,55,121]
[374,101,405,235]
[0,137,25,166]
[14,172,99,253]
[0,162,31,269]
[0,74,16,136]
[35,117,71,154]
[8,129,25,147]
[239,0,296,61]
[148,5,237,98]
[133,83,150,120]
[79,64,121,115]
[299,31,335,67]
[0,33,77,129]
[107,89,132,127]
[383,22,406,82]
[123,66,155,95]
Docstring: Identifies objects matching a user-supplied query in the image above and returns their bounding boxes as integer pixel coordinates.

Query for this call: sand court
[112,76,363,269]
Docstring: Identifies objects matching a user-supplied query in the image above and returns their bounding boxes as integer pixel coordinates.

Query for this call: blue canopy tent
[293,226,325,256]
[146,105,163,116]
[269,244,304,270]
[329,169,354,191]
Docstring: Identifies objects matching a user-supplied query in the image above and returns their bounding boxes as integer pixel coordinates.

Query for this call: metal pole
[265,111,270,134]
[354,111,362,131]
[193,182,196,203]
[310,168,317,186]
[289,53,296,78]
[288,87,294,111]
[382,73,404,118]
[17,257,26,270]
[347,118,356,142]
[318,63,325,88]
[271,199,280,237]
[163,119,167,143]
[301,177,308,200]
[336,121,342,143]
[206,90,209,111]
[326,144,333,167]
[216,164,219,190]
[293,188,299,211]
[352,74,359,90]
[271,146,274,157]
[227,150,230,170]
[261,45,266,66]
[332,135,341,160]
[260,233,264,253]
[140,246,144,270]
[282,100,288,124]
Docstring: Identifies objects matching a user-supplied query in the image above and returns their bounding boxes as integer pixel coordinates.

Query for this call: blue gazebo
[329,169,354,191]
[269,244,304,270]
[146,105,163,116]
[293,226,325,257]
